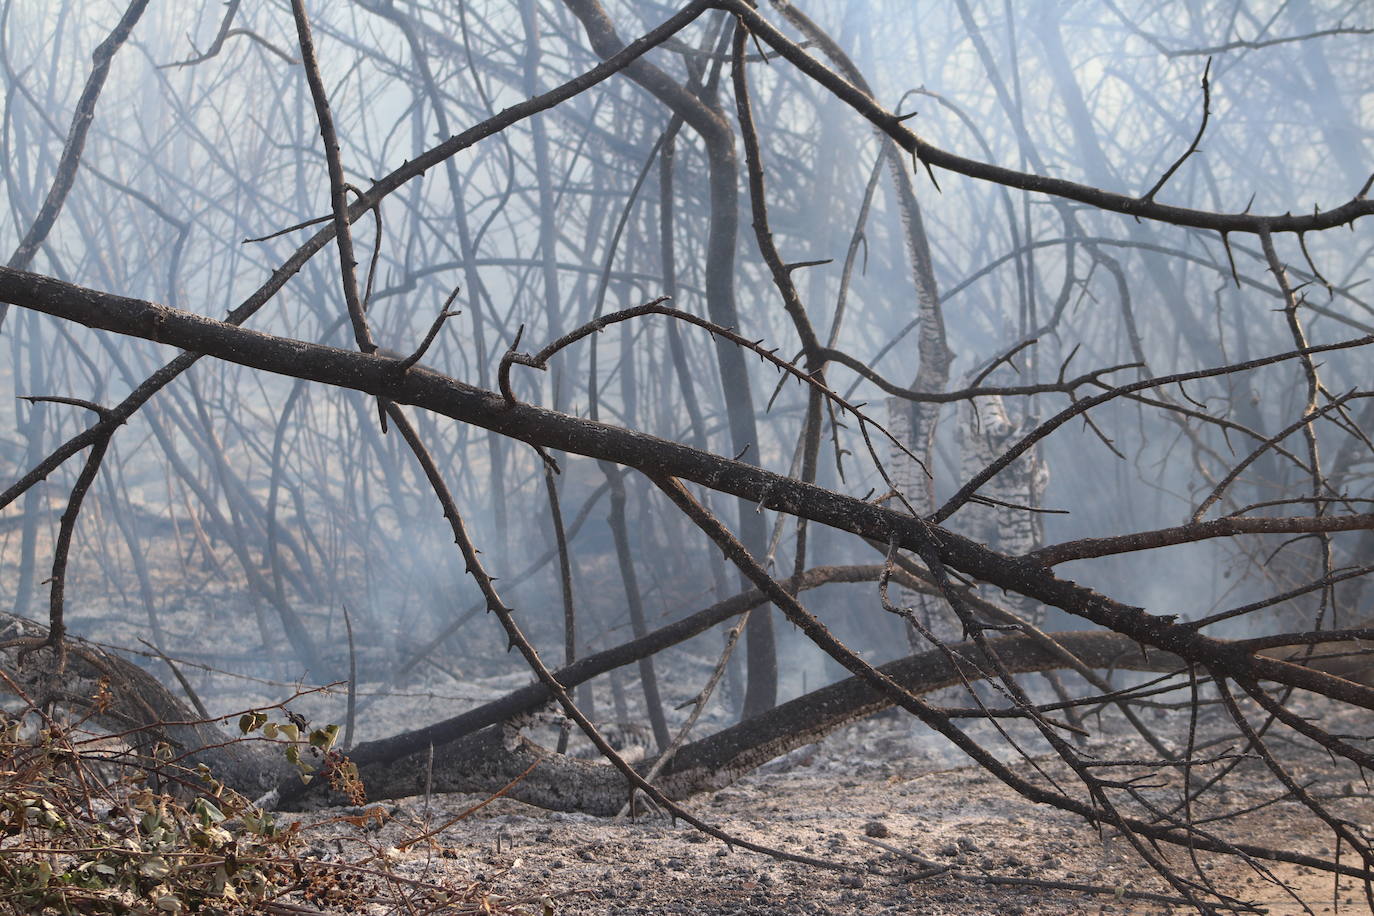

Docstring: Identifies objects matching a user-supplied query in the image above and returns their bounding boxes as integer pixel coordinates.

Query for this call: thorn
[783,258,833,274]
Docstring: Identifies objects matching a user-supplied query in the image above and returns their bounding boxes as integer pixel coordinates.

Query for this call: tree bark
[0,611,292,797]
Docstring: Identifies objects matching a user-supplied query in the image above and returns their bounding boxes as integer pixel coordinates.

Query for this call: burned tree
[2,1,1374,911]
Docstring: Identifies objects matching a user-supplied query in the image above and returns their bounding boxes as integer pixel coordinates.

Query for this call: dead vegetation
[2,2,1374,913]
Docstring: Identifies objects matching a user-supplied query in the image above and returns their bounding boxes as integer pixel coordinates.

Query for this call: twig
[341,604,357,751]
[1140,58,1211,203]
[856,833,946,870]
[396,288,461,372]
[972,874,1263,911]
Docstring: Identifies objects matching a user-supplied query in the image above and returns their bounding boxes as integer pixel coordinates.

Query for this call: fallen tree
[4,3,1374,909]
[7,263,1374,898]
[343,627,1190,815]
[7,600,1371,821]
[10,600,1374,887]
[6,265,1374,719]
[0,607,1208,811]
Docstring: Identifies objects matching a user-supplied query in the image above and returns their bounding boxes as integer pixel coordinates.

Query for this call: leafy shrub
[0,685,478,914]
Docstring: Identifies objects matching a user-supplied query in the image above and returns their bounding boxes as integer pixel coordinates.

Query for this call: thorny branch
[2,3,1374,910]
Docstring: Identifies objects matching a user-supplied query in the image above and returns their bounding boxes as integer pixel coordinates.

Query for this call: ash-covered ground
[67,587,1374,914]
[282,705,1369,915]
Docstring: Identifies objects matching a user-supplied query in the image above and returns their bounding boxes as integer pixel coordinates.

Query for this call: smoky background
[0,0,1369,740]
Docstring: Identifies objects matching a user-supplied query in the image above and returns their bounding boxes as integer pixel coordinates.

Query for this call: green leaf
[309,724,339,750]
[238,712,268,734]
[190,825,233,848]
[194,798,225,826]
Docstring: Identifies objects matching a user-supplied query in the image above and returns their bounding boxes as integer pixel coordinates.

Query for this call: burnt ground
[55,584,1374,915]
[281,706,1373,916]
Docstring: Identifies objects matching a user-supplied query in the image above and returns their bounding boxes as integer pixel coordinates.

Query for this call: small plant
[0,701,308,913]
[235,712,363,805]
[0,687,488,914]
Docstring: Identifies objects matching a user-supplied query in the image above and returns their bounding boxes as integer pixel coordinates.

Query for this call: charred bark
[0,611,291,797]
